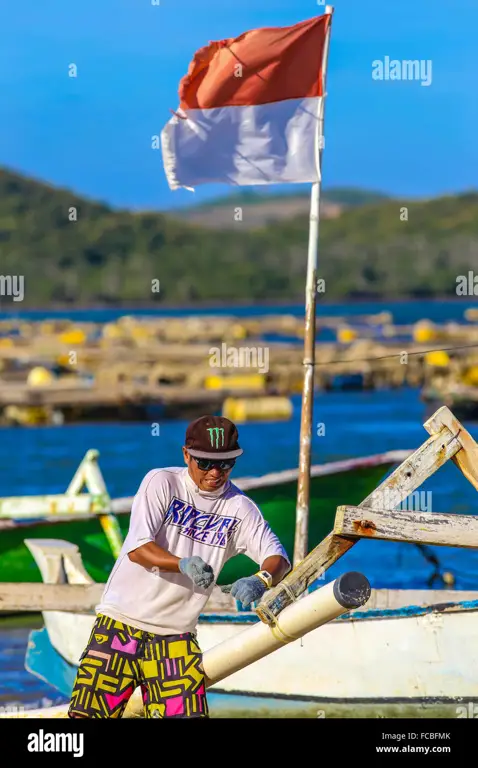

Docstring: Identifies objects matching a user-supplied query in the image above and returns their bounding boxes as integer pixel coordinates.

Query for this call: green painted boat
[0,449,409,585]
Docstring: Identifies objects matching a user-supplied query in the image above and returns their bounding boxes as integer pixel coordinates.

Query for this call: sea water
[1,300,478,709]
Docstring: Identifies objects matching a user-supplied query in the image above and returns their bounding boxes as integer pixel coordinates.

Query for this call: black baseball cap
[185,415,243,460]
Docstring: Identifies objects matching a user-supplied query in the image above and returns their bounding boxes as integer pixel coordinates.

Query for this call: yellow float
[462,366,478,386]
[337,327,357,344]
[222,396,293,422]
[59,329,87,345]
[425,351,450,368]
[27,366,55,387]
[413,320,437,343]
[204,374,265,391]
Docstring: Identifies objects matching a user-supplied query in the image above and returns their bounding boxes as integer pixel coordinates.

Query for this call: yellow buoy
[0,338,13,348]
[223,396,293,423]
[56,354,73,367]
[4,405,51,425]
[337,327,357,344]
[27,366,54,387]
[204,374,265,391]
[413,320,436,343]
[59,329,86,345]
[462,366,478,386]
[425,351,450,368]
[231,324,247,340]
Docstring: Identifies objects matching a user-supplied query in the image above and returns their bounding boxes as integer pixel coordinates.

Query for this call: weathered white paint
[335,505,478,548]
[257,413,465,623]
[424,405,478,493]
[202,607,478,700]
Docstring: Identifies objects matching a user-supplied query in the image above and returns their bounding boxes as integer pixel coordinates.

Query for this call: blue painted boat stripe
[200,613,259,623]
[199,599,478,624]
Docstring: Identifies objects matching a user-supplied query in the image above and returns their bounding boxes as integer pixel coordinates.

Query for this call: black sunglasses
[192,456,236,471]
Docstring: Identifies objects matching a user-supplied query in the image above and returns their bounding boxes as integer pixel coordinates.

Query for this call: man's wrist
[254,570,273,589]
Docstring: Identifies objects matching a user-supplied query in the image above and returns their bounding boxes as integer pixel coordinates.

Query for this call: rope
[310,341,478,368]
[270,623,298,645]
[415,543,455,588]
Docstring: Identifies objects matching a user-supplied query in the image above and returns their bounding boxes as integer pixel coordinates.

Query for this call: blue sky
[0,0,476,211]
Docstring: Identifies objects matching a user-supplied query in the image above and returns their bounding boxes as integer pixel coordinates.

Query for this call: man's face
[183,448,234,491]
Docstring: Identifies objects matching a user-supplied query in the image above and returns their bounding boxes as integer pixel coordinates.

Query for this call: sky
[0,0,476,211]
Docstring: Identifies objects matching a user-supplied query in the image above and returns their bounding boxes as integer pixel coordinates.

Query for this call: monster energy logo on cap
[207,427,225,448]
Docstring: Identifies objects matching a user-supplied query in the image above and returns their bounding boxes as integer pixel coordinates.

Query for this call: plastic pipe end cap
[333,572,371,609]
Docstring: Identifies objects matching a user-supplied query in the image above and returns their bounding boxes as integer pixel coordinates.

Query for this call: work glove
[179,556,215,589]
[220,576,267,608]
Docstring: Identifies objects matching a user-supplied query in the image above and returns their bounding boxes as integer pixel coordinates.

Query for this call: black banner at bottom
[0,716,473,761]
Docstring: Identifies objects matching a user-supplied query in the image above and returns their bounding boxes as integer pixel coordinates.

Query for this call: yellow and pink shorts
[68,614,208,719]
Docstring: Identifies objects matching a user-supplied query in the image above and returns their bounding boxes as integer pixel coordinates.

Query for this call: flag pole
[293,6,334,567]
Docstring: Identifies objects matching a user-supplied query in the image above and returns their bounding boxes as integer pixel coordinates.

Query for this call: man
[69,415,290,719]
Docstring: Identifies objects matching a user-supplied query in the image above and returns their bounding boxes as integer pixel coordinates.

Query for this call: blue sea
[1,299,478,709]
[2,297,477,325]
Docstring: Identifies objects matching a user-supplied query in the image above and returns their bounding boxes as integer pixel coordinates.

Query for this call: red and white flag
[161,14,331,190]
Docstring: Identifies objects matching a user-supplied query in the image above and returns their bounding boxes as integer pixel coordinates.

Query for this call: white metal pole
[293,6,334,567]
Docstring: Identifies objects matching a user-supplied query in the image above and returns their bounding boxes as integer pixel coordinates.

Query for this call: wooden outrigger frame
[257,406,478,624]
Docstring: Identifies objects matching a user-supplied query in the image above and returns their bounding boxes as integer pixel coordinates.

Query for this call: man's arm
[128,542,180,572]
[129,543,215,588]
[261,555,291,586]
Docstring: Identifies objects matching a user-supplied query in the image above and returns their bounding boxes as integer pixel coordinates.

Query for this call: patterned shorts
[68,614,208,719]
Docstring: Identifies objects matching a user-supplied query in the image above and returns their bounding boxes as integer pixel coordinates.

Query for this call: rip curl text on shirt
[164,497,241,548]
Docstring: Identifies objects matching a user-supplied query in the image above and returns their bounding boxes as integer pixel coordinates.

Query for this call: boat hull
[24,599,478,709]
[0,462,394,585]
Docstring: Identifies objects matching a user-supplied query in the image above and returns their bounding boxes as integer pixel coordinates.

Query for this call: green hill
[183,187,390,210]
[171,187,390,229]
[0,167,476,306]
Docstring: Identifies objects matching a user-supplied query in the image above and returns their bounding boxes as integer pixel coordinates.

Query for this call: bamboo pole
[293,6,335,566]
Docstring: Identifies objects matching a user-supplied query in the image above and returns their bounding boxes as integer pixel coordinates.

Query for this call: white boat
[19,538,478,718]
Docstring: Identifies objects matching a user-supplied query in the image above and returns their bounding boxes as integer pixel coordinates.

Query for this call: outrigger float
[2,406,478,718]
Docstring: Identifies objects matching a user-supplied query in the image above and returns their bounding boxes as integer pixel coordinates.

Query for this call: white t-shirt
[96,467,289,635]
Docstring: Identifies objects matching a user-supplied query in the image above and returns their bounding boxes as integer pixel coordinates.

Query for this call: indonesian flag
[161,14,331,190]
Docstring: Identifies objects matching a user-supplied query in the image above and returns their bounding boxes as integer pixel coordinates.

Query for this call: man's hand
[220,576,267,608]
[179,556,215,589]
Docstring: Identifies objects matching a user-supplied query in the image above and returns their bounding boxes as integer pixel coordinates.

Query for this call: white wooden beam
[335,505,478,548]
[0,582,237,613]
[423,406,478,493]
[0,583,104,612]
[256,422,462,625]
